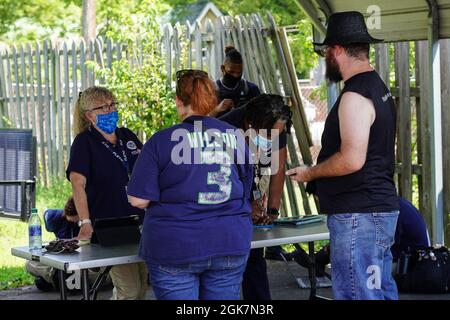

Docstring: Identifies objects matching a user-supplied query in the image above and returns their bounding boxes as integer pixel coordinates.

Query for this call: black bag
[394,246,450,294]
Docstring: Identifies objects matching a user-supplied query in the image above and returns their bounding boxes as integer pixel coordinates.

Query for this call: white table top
[12,219,329,272]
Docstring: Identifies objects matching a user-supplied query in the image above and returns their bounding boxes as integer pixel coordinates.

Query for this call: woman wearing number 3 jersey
[127,69,254,300]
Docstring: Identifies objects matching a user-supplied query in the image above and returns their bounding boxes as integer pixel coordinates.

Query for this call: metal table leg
[308,241,318,299]
[87,266,112,300]
[308,241,331,300]
[58,270,67,300]
[81,269,90,300]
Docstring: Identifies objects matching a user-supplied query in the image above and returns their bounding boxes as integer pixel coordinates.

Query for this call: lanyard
[252,150,262,193]
[101,139,131,179]
[90,127,131,179]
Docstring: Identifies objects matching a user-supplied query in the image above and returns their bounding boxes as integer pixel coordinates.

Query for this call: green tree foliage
[216,0,317,78]
[165,0,317,78]
[0,0,81,43]
[0,0,318,133]
[96,0,177,137]
[0,0,317,78]
[0,0,28,36]
[165,0,299,25]
[288,19,317,79]
[96,0,171,37]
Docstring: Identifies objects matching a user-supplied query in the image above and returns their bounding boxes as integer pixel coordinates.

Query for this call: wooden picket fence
[374,40,450,244]
[161,14,318,216]
[0,13,319,218]
[0,38,127,186]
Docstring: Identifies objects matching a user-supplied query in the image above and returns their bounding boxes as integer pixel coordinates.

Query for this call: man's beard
[325,55,343,83]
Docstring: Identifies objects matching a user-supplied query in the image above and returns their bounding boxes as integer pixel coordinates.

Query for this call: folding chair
[0,128,37,221]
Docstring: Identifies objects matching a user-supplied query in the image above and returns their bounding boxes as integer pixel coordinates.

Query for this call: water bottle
[28,208,42,254]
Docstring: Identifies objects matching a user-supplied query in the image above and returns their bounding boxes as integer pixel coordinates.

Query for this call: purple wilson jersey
[127,115,253,265]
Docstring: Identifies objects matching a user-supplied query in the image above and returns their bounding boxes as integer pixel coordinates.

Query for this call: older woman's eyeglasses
[90,102,118,113]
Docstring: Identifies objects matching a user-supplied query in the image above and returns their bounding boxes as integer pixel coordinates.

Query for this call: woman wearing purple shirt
[127,70,254,300]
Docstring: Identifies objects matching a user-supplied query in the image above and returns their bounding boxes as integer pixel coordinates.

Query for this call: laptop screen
[92,215,141,246]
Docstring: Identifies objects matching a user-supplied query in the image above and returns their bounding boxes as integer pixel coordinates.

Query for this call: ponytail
[190,77,217,115]
[177,75,217,116]
[224,45,243,64]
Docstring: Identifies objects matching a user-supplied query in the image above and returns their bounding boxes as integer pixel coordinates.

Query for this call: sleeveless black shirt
[316,70,399,214]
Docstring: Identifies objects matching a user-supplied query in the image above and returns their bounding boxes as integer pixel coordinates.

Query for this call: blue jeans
[327,212,399,300]
[147,255,249,300]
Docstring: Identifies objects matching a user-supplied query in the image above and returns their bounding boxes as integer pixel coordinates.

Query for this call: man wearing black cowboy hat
[287,11,399,300]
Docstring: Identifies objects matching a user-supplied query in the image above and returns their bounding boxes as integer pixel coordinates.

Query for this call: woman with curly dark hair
[220,93,292,300]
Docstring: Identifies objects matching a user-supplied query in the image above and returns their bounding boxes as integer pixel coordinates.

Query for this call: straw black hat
[313,11,383,46]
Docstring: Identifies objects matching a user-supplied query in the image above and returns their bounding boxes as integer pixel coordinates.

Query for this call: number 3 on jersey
[198,151,232,204]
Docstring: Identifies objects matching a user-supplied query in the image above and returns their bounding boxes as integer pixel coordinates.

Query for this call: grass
[0,177,71,289]
[283,240,329,254]
[0,266,34,290]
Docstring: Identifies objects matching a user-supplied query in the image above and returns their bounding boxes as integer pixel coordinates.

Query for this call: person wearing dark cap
[287,11,399,300]
[210,46,261,118]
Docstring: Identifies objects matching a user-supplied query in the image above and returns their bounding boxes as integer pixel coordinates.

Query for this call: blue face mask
[251,134,273,151]
[96,111,119,134]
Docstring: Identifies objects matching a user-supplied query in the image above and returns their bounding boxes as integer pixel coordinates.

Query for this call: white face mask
[251,134,273,151]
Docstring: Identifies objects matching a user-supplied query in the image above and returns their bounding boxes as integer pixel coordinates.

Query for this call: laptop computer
[92,215,141,247]
[274,214,325,226]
